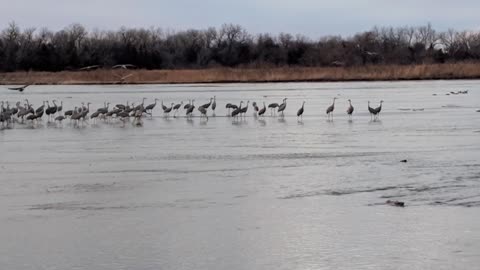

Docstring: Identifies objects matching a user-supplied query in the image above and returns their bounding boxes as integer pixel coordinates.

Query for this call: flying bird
[112,64,137,69]
[78,65,101,71]
[7,85,30,92]
[113,73,134,83]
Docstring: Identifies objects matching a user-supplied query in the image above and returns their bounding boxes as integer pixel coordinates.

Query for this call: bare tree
[0,22,479,72]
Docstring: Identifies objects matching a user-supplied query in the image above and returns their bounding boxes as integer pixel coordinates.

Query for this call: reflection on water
[1,80,480,270]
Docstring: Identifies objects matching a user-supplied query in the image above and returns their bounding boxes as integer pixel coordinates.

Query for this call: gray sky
[1,0,479,37]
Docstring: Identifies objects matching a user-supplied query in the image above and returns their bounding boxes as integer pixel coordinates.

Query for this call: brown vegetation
[1,63,480,85]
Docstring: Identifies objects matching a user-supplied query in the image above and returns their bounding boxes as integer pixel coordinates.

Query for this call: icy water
[1,80,480,269]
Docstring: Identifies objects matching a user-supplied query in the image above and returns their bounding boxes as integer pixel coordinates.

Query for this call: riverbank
[1,63,480,85]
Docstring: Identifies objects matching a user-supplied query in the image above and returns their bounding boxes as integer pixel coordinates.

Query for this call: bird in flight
[7,84,30,92]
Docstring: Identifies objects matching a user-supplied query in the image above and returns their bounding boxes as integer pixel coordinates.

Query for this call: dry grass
[1,63,480,85]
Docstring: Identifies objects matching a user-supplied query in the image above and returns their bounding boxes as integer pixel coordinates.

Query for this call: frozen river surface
[1,80,480,269]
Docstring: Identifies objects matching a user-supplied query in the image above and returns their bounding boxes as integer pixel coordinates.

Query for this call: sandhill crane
[278,98,287,116]
[79,65,101,71]
[231,101,243,118]
[258,102,266,117]
[35,101,45,115]
[90,111,100,123]
[18,105,30,120]
[80,103,91,121]
[12,101,22,115]
[211,96,216,114]
[226,103,232,115]
[198,106,208,120]
[96,103,110,119]
[163,103,174,117]
[326,97,337,120]
[35,108,44,119]
[116,111,130,126]
[108,108,122,118]
[0,111,10,127]
[113,73,133,84]
[226,103,238,115]
[240,101,249,118]
[253,101,259,111]
[253,101,259,116]
[57,101,63,114]
[124,103,133,113]
[117,111,130,126]
[4,104,17,125]
[24,99,33,113]
[26,113,37,123]
[70,107,82,125]
[145,99,159,114]
[0,102,14,127]
[45,101,52,120]
[297,101,305,120]
[374,100,384,119]
[117,110,130,120]
[7,84,30,92]
[173,102,183,117]
[161,100,167,111]
[11,102,19,114]
[27,104,34,115]
[347,99,354,119]
[135,98,147,111]
[0,103,17,126]
[45,100,58,121]
[186,101,195,117]
[368,101,376,120]
[184,100,192,110]
[133,106,144,125]
[201,98,213,109]
[128,109,137,118]
[16,101,33,122]
[268,102,279,116]
[55,115,65,124]
[64,110,73,118]
[80,102,87,112]
[112,64,137,69]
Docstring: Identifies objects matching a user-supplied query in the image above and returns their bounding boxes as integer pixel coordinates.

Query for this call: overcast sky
[1,0,479,37]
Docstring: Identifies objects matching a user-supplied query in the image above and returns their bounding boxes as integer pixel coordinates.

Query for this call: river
[1,80,479,269]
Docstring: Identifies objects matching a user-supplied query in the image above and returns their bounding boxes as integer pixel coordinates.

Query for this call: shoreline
[1,63,480,85]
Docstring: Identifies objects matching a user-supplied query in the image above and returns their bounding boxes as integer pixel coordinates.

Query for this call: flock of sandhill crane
[0,96,384,128]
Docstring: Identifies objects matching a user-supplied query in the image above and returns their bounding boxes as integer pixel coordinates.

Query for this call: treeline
[1,22,479,72]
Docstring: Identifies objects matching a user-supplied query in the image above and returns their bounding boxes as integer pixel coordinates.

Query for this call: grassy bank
[1,63,480,85]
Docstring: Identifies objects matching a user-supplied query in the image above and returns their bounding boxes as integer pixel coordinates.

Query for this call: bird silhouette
[326,97,337,120]
[347,99,354,119]
[7,85,30,92]
[258,102,266,117]
[278,98,287,116]
[297,101,305,120]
